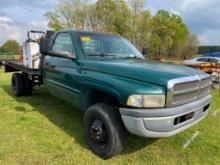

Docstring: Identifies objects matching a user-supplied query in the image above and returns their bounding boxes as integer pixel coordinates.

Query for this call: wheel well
[81,88,120,111]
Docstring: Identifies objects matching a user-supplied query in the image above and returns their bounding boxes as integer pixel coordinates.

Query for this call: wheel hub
[89,119,106,143]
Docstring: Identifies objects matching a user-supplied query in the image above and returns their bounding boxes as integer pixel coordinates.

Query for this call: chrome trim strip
[200,83,212,89]
[172,97,198,106]
[173,87,200,95]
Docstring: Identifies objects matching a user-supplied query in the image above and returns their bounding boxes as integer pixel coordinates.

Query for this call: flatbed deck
[4,61,42,76]
[3,60,43,86]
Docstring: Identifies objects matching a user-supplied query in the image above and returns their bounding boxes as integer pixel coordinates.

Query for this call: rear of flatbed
[0,30,49,97]
[2,60,43,96]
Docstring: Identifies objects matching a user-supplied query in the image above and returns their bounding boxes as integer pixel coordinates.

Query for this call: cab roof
[58,29,120,37]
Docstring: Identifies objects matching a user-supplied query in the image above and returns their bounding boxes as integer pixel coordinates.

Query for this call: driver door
[43,32,82,107]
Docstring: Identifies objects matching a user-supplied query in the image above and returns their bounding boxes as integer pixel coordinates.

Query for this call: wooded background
[2,0,215,59]
[45,0,199,59]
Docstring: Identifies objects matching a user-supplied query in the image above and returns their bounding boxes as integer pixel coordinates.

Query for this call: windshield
[78,33,144,59]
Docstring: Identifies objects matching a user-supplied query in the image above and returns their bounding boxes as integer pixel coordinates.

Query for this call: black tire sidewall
[11,73,25,96]
[11,74,17,96]
[83,103,123,159]
[23,74,33,95]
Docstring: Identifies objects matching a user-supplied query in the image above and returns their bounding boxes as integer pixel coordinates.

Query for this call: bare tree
[45,0,90,30]
[127,0,147,45]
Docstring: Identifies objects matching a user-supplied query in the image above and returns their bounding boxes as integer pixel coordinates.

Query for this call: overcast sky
[0,0,219,46]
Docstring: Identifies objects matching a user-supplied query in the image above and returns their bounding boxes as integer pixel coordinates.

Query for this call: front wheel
[83,103,124,159]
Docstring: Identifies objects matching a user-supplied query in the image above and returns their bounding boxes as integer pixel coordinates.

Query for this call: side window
[52,33,73,54]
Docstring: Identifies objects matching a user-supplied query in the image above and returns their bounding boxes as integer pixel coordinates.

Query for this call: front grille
[166,75,212,107]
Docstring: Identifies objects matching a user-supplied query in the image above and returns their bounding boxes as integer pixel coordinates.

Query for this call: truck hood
[82,59,207,86]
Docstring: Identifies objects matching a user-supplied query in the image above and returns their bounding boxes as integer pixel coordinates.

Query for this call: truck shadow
[2,85,158,156]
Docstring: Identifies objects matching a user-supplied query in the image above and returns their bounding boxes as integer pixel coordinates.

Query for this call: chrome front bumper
[119,95,212,138]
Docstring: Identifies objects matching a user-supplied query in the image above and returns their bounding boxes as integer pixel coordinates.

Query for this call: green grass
[0,68,220,164]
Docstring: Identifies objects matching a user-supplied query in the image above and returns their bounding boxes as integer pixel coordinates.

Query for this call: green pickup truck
[5,30,212,159]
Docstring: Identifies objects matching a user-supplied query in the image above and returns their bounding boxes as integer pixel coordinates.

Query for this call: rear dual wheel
[23,74,33,95]
[11,73,33,97]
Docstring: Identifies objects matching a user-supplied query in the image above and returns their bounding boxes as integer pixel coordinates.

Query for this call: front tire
[83,103,124,159]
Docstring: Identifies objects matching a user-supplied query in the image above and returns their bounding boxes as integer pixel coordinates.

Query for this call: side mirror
[48,50,76,60]
[40,31,55,54]
[142,48,148,56]
[40,37,49,54]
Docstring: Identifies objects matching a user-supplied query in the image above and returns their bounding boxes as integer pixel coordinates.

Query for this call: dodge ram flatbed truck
[5,29,212,159]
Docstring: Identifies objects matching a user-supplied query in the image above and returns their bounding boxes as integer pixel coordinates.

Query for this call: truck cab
[8,29,212,159]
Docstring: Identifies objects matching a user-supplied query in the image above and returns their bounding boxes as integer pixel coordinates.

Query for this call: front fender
[81,70,167,105]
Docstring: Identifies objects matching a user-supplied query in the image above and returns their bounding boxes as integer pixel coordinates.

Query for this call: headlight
[127,95,165,108]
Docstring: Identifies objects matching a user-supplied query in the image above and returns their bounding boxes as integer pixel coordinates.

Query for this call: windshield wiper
[87,52,117,57]
[87,53,143,59]
[123,56,143,59]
